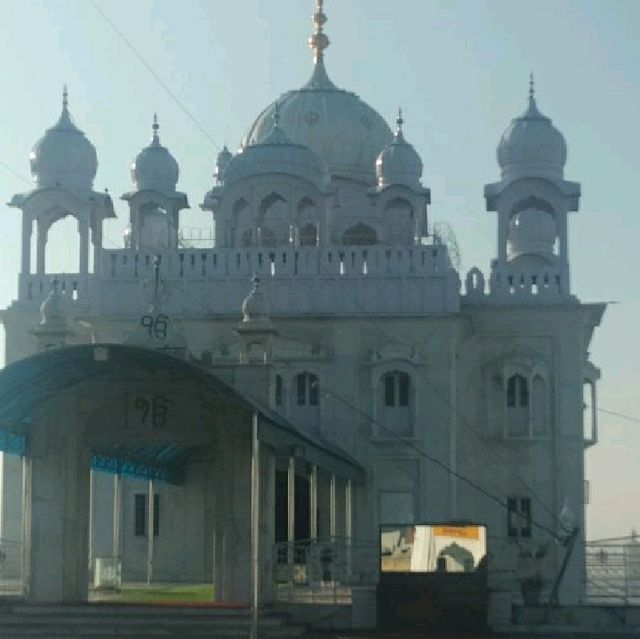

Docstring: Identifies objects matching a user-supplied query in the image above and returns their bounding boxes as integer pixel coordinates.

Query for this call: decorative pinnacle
[529,72,535,100]
[308,0,330,64]
[152,112,160,145]
[397,108,404,132]
[62,85,69,110]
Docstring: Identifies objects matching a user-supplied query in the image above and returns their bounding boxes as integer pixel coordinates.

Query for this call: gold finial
[397,107,404,132]
[308,0,330,64]
[274,101,281,128]
[62,85,68,110]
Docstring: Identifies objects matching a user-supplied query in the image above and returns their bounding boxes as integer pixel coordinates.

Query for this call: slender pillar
[345,479,352,540]
[345,479,353,580]
[146,479,154,585]
[92,225,103,275]
[79,219,89,274]
[287,456,295,546]
[329,473,336,538]
[250,412,260,639]
[112,473,122,558]
[309,465,318,540]
[36,219,48,275]
[88,470,94,571]
[21,215,32,274]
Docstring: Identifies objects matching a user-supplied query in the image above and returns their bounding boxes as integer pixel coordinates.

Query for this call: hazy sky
[0,0,638,540]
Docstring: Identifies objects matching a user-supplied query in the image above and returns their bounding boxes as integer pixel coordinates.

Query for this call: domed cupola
[376,109,423,189]
[497,76,567,182]
[29,87,98,191]
[242,1,392,184]
[131,114,180,195]
[225,105,331,190]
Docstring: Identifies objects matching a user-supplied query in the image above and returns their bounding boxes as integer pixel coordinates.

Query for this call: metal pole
[88,470,94,575]
[310,465,318,540]
[251,412,260,639]
[287,455,295,566]
[146,479,154,585]
[112,473,122,559]
[329,474,336,538]
[345,479,352,581]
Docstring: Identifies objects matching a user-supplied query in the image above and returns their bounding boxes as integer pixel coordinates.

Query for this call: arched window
[343,223,377,246]
[378,370,413,437]
[384,370,410,407]
[299,223,318,247]
[296,372,319,406]
[506,374,529,437]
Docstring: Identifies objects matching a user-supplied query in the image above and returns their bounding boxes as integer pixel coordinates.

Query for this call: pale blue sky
[0,0,638,539]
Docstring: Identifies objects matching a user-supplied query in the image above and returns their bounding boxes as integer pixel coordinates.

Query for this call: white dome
[497,91,567,181]
[376,111,423,188]
[131,116,179,194]
[507,207,556,261]
[243,61,392,185]
[227,114,330,189]
[30,90,98,191]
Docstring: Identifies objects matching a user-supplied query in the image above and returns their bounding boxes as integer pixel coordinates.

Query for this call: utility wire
[89,1,219,151]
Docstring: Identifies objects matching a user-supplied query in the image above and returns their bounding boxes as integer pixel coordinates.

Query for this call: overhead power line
[89,1,219,151]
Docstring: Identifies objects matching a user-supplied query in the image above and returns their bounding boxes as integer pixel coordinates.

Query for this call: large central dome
[242,3,392,185]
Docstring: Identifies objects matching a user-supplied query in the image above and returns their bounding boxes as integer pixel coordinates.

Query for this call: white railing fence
[274,537,379,604]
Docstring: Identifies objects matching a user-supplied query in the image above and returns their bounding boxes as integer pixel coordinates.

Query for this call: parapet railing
[100,244,453,280]
[274,536,379,604]
[464,263,571,305]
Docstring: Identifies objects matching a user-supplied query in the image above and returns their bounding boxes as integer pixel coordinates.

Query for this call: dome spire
[56,84,76,130]
[152,112,160,146]
[308,0,329,64]
[305,0,336,89]
[395,107,405,142]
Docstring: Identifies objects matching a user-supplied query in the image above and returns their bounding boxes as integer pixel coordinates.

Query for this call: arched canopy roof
[0,344,362,484]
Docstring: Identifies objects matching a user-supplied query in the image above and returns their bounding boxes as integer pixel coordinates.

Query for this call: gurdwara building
[0,0,605,621]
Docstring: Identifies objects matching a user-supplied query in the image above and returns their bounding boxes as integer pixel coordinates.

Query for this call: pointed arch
[342,223,377,246]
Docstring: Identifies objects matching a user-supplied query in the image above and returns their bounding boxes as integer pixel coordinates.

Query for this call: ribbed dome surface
[243,61,392,185]
[131,117,179,195]
[30,92,97,191]
[497,94,567,181]
[228,118,330,189]
[376,113,423,188]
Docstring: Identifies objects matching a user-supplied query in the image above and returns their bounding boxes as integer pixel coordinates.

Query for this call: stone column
[92,224,103,275]
[309,465,318,540]
[25,392,90,603]
[36,219,48,275]
[79,218,90,274]
[112,473,122,558]
[213,426,252,603]
[21,215,32,274]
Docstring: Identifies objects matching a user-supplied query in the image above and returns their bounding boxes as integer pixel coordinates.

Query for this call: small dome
[30,88,98,191]
[507,207,556,261]
[131,115,179,194]
[497,81,567,181]
[215,145,233,183]
[376,110,423,188]
[226,108,330,189]
[39,279,67,327]
[242,274,271,323]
